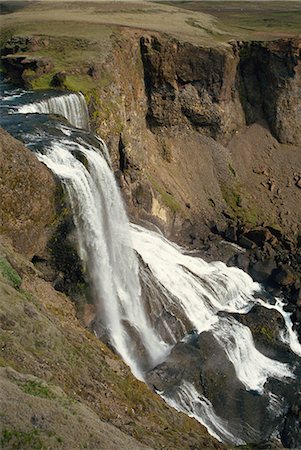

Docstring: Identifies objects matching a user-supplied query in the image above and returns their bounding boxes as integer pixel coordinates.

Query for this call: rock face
[0,127,56,258]
[238,38,301,144]
[1,54,54,88]
[2,33,300,245]
[140,35,245,141]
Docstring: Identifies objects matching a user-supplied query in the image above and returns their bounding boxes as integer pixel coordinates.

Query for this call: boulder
[243,227,276,247]
[249,258,277,283]
[272,266,297,286]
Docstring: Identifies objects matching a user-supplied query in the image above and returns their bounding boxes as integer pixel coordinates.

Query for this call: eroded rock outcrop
[238,38,301,144]
[140,35,245,141]
[0,127,56,258]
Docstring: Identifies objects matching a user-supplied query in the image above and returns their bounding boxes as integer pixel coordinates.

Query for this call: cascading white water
[162,381,245,445]
[37,138,169,379]
[17,92,90,130]
[131,225,300,377]
[212,317,294,392]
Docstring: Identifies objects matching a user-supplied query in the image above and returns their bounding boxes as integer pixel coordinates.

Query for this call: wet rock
[229,252,250,272]
[229,305,295,363]
[147,331,290,445]
[296,289,301,307]
[281,402,301,449]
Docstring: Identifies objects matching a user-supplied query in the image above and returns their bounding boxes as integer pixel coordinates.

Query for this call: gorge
[1,73,301,448]
[1,2,301,449]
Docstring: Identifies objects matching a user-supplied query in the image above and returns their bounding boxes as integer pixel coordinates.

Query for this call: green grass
[0,23,114,93]
[18,380,55,399]
[1,429,43,450]
[160,1,301,40]
[0,257,22,289]
[63,74,96,93]
[222,184,258,227]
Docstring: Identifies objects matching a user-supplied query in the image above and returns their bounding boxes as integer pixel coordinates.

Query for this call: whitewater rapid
[130,224,298,393]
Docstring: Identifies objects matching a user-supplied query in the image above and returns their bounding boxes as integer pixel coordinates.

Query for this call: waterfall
[17,92,90,130]
[37,138,169,379]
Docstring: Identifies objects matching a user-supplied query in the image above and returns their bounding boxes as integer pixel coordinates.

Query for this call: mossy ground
[0,257,21,289]
[221,183,259,228]
[1,429,43,450]
[148,175,181,214]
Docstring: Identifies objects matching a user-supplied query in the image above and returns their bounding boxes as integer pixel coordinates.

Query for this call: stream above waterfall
[1,77,300,447]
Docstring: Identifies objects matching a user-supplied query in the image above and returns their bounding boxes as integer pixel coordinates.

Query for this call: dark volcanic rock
[147,331,288,444]
[273,266,297,286]
[238,38,301,145]
[243,227,277,247]
[229,305,297,363]
[1,55,54,88]
[140,35,245,141]
[281,401,301,449]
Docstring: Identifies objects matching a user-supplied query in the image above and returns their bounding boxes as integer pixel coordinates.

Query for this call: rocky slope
[0,129,225,449]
